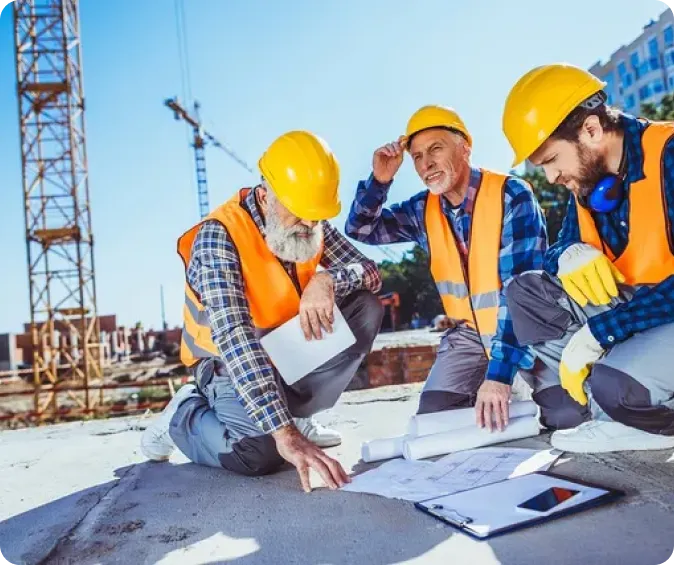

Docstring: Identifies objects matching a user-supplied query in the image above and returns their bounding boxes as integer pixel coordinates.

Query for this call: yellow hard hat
[405,105,473,148]
[258,130,341,221]
[503,63,607,166]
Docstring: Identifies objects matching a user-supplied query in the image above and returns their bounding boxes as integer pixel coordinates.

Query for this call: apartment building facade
[522,10,674,175]
[589,9,674,114]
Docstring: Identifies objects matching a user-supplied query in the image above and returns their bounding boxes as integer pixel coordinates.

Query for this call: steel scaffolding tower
[14,0,101,421]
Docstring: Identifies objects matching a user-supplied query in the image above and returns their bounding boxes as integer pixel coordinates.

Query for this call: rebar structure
[14,0,101,421]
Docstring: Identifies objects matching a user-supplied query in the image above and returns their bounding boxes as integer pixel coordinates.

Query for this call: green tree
[378,245,442,326]
[641,93,674,120]
[520,169,568,243]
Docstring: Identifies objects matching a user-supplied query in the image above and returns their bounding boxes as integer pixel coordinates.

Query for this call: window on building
[667,50,674,67]
[625,94,636,110]
[665,25,674,47]
[630,50,640,69]
[639,84,652,100]
[649,37,659,58]
[670,76,674,90]
[617,61,633,87]
[653,79,665,94]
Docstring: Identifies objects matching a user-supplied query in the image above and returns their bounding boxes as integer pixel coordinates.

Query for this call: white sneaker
[140,384,196,461]
[551,420,674,454]
[294,417,342,448]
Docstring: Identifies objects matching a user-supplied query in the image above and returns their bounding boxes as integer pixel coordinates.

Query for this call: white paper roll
[361,436,406,463]
[402,415,541,461]
[406,400,538,437]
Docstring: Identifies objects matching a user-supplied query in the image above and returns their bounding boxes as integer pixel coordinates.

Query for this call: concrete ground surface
[1,383,673,565]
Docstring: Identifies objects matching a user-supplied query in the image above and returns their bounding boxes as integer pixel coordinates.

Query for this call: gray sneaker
[551,420,674,454]
[140,384,196,461]
[294,417,342,448]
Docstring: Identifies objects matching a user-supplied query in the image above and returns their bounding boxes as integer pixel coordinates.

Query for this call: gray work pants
[417,322,589,430]
[168,290,384,476]
[506,271,674,436]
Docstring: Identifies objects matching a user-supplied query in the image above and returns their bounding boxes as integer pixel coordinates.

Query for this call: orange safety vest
[576,122,674,286]
[425,169,507,355]
[177,188,323,367]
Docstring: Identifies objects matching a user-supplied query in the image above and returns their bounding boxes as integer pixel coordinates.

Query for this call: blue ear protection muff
[586,174,624,213]
[575,91,626,214]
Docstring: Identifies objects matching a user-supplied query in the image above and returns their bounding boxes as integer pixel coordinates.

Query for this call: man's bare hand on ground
[299,272,335,341]
[475,381,512,432]
[273,425,350,493]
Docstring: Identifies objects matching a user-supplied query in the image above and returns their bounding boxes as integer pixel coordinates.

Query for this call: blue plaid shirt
[186,188,382,434]
[544,114,674,348]
[345,167,548,385]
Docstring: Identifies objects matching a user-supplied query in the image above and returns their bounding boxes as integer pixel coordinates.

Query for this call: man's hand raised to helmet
[372,137,406,184]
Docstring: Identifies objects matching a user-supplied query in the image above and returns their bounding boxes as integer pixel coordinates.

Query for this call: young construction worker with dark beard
[141,131,384,492]
[344,106,576,433]
[503,63,674,453]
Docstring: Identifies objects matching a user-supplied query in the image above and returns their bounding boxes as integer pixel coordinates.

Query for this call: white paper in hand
[260,305,356,385]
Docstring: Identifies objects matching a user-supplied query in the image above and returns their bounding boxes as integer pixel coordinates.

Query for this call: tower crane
[164,98,254,219]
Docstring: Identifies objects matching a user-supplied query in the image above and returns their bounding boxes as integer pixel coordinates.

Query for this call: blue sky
[0,0,669,333]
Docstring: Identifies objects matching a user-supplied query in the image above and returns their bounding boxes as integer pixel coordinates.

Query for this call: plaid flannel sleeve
[344,174,427,246]
[486,178,548,384]
[186,220,292,434]
[543,195,581,275]
[587,139,674,348]
[320,222,382,298]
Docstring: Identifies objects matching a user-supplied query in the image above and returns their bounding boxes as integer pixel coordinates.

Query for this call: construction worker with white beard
[141,130,384,492]
[345,106,581,433]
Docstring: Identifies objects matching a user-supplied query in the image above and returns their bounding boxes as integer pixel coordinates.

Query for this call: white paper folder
[415,471,624,540]
[260,305,356,385]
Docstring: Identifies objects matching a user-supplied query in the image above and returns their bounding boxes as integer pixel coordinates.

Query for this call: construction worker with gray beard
[345,106,572,434]
[141,131,383,492]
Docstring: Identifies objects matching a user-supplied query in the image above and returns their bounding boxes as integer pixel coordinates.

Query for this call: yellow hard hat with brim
[403,105,473,150]
[258,130,341,221]
[503,63,607,167]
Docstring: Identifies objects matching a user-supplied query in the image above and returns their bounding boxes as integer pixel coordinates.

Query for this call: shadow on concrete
[0,461,465,565]
[3,452,674,565]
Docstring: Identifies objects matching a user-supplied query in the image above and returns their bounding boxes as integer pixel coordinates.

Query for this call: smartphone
[517,487,580,513]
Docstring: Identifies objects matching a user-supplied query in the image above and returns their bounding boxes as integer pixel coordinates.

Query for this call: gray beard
[265,208,322,263]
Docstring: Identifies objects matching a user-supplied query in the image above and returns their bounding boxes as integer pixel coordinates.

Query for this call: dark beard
[575,147,611,199]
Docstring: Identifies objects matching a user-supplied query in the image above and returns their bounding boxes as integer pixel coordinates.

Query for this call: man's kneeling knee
[591,365,674,435]
[219,434,285,477]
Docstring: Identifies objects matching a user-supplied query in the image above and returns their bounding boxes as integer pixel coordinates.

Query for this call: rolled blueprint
[407,400,538,437]
[402,415,541,461]
[361,436,406,463]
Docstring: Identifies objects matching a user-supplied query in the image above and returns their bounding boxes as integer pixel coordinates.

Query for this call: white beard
[265,205,323,263]
[427,176,452,195]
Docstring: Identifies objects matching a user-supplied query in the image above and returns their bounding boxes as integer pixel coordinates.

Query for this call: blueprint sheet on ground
[341,447,561,502]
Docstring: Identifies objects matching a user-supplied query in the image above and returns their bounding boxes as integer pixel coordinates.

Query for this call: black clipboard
[414,471,625,540]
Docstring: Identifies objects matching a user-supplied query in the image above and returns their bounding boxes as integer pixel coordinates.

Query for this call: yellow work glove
[559,324,604,406]
[557,243,625,307]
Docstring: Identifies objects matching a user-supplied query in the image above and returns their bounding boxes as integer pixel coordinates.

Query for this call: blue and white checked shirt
[544,113,674,348]
[345,167,548,385]
[186,188,382,434]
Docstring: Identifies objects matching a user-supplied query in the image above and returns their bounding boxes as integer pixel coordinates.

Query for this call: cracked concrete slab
[1,384,673,565]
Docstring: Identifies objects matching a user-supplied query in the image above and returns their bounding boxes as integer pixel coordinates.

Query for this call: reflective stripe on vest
[176,188,322,367]
[576,121,674,286]
[425,169,506,356]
